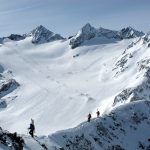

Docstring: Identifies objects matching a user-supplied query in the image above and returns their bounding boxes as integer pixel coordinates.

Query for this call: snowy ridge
[119,26,144,39]
[7,34,25,41]
[112,34,150,107]
[70,23,144,49]
[1,100,150,150]
[51,100,150,150]
[0,34,25,44]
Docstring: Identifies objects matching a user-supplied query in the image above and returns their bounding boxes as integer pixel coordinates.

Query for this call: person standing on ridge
[28,119,35,138]
[96,109,100,117]
[88,113,92,122]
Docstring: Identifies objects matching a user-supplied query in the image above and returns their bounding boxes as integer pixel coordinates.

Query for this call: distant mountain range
[0,23,145,49]
[70,23,144,48]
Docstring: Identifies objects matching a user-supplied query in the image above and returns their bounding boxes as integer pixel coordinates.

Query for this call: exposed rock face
[143,31,150,42]
[70,23,144,49]
[97,27,120,39]
[0,127,24,150]
[70,23,97,49]
[0,79,19,98]
[26,25,65,44]
[0,34,25,44]
[8,34,25,41]
[119,27,144,39]
[0,65,19,109]
[0,65,4,73]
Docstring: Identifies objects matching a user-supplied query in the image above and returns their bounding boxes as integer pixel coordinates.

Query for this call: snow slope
[0,35,133,136]
[1,100,150,150]
[0,24,150,149]
[51,100,150,150]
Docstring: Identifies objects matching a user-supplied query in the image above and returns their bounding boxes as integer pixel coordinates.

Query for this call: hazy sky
[0,0,150,37]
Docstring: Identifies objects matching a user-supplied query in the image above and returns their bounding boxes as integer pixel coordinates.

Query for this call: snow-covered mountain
[112,33,150,107]
[70,23,144,49]
[0,25,65,45]
[119,26,144,39]
[0,23,149,149]
[25,25,65,44]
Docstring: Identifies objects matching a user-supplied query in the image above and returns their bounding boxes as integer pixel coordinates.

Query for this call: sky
[0,0,150,37]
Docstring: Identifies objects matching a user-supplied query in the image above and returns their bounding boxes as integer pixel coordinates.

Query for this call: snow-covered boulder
[26,25,65,44]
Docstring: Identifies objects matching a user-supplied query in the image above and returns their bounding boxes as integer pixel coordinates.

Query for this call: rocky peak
[75,23,97,41]
[70,23,97,49]
[119,26,144,39]
[8,34,25,41]
[144,31,150,42]
[27,25,53,37]
[26,25,64,44]
[80,23,97,35]
[70,24,144,49]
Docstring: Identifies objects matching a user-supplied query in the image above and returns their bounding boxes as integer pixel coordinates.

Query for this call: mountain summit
[26,25,65,44]
[70,23,144,49]
[0,25,65,44]
[119,26,144,39]
[69,23,97,49]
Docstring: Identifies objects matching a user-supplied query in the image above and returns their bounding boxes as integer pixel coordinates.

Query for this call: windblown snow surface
[0,26,150,149]
[0,37,132,135]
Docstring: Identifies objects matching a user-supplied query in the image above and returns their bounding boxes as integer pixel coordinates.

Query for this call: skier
[28,119,35,138]
[88,113,92,122]
[96,109,100,117]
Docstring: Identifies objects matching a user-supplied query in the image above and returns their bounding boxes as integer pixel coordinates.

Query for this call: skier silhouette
[28,119,35,138]
[96,109,100,117]
[88,113,92,122]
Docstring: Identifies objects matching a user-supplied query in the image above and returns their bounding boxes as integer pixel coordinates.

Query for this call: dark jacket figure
[88,113,92,122]
[96,110,100,117]
[28,119,35,138]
